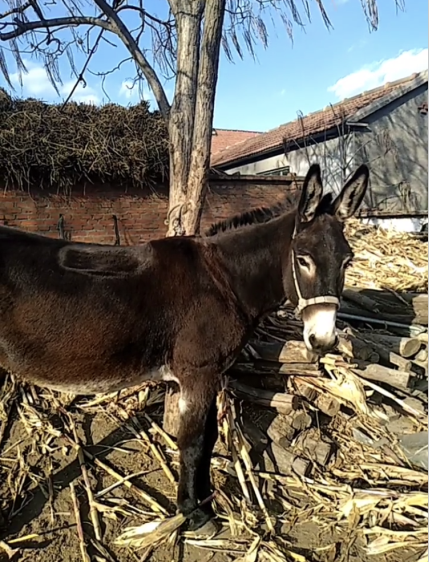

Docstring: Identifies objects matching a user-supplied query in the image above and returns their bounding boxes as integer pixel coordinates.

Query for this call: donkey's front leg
[176,379,217,532]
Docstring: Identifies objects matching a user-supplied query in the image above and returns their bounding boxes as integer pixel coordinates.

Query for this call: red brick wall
[0,177,300,244]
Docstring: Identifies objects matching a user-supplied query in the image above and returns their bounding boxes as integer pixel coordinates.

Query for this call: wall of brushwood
[0,89,169,191]
[0,90,302,244]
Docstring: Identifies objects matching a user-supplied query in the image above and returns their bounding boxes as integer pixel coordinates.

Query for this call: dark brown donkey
[0,163,369,533]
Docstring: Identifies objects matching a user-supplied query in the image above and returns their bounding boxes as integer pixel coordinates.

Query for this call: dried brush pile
[0,224,427,562]
[0,89,169,192]
[345,219,428,292]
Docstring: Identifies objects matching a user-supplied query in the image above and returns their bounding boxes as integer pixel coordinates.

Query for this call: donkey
[0,163,369,534]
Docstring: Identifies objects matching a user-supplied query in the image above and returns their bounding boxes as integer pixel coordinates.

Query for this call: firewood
[401,293,428,325]
[240,416,270,455]
[411,360,428,377]
[259,374,287,392]
[250,340,318,364]
[292,380,318,402]
[344,287,424,306]
[266,415,295,447]
[339,328,413,369]
[231,361,321,377]
[337,312,424,337]
[354,363,411,391]
[415,348,428,363]
[242,418,311,477]
[314,393,341,417]
[294,430,334,467]
[268,441,311,477]
[239,372,286,393]
[340,301,427,327]
[343,288,428,324]
[342,289,381,314]
[417,332,428,344]
[292,378,340,417]
[359,338,413,372]
[337,333,379,362]
[258,361,321,375]
[359,333,422,358]
[229,380,300,414]
[291,410,313,431]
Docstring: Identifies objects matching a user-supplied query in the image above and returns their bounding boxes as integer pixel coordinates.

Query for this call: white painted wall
[225,135,354,196]
[362,217,427,233]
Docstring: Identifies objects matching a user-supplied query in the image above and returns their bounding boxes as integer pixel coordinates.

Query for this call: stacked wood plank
[228,286,428,479]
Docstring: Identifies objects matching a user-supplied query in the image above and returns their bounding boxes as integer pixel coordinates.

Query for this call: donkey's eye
[297,256,311,268]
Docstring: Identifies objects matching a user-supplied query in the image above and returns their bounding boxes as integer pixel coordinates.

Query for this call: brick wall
[0,176,301,244]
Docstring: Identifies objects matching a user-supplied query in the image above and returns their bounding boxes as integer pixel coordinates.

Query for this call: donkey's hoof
[186,517,220,538]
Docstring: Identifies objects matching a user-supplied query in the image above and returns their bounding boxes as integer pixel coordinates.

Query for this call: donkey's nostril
[308,333,337,354]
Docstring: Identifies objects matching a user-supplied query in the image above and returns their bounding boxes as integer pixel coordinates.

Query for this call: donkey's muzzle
[302,303,338,355]
[308,333,339,355]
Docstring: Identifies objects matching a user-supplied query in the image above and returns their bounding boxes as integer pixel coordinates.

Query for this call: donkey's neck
[214,212,294,320]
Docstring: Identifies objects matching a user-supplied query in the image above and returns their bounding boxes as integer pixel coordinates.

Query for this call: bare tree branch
[61,27,104,108]
[0,16,113,41]
[0,1,171,117]
[92,0,170,116]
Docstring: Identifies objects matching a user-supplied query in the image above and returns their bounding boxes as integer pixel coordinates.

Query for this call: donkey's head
[286,163,369,355]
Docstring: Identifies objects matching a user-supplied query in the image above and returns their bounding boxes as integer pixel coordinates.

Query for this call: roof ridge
[213,133,263,155]
[212,127,263,134]
[263,70,427,135]
[212,69,427,168]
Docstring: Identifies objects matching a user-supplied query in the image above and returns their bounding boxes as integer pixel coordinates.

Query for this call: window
[418,102,428,115]
[258,166,291,176]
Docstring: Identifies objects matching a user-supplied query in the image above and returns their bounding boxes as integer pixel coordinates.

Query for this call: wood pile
[344,219,428,292]
[230,287,428,479]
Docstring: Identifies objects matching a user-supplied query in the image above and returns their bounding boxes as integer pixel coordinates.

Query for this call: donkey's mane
[205,192,335,237]
[205,203,285,237]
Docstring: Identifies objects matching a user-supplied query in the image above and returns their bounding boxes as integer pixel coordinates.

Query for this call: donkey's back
[0,225,240,395]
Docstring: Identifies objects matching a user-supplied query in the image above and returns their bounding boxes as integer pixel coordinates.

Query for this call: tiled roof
[212,71,428,168]
[211,128,262,156]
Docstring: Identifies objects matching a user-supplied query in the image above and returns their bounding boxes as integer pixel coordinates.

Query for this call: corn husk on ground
[0,221,427,562]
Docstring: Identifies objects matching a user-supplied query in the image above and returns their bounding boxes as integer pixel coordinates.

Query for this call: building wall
[224,85,428,214]
[0,178,299,244]
[353,84,428,213]
[223,135,354,196]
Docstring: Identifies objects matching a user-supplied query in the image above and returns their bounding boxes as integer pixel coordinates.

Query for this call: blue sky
[0,0,427,132]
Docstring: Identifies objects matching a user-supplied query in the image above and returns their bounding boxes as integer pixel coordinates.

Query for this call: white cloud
[60,79,99,104]
[119,79,158,106]
[328,48,428,100]
[119,79,137,99]
[10,59,100,104]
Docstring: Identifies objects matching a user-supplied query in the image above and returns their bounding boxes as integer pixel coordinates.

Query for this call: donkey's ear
[332,165,370,221]
[298,164,324,223]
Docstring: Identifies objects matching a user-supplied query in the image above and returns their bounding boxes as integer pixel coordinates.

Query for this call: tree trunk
[166,1,203,236]
[163,1,227,434]
[166,0,226,237]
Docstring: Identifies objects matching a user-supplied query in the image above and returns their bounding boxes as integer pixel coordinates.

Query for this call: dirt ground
[0,381,425,562]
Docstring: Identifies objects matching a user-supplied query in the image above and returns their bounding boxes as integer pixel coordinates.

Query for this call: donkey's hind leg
[176,377,218,532]
[196,396,218,515]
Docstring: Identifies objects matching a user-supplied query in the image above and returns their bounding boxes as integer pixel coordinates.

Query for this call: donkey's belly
[0,348,173,396]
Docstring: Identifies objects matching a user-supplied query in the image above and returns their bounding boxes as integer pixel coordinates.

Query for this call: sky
[0,0,427,132]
